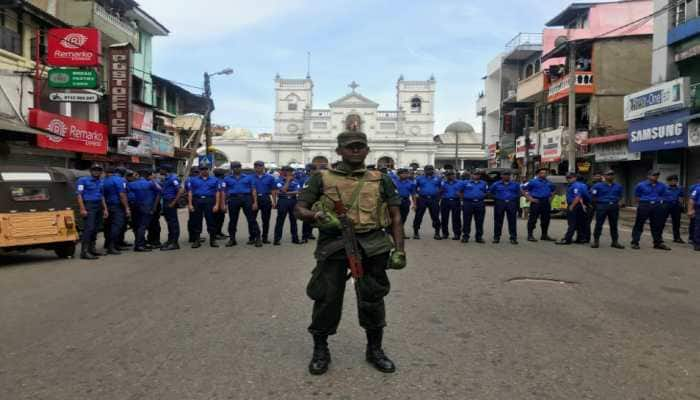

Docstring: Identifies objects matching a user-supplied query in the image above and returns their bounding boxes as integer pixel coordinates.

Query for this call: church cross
[348,81,359,92]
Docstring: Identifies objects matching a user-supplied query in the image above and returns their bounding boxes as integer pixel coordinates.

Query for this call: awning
[0,116,46,136]
[585,133,628,145]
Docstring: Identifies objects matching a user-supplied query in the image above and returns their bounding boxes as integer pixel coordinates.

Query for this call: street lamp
[203,67,234,162]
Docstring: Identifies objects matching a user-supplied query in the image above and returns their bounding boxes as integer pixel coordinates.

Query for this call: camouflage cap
[337,131,368,147]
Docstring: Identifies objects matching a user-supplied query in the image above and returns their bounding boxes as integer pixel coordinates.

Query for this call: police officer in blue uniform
[187,165,222,248]
[122,170,138,248]
[412,165,442,240]
[212,168,228,240]
[274,166,303,245]
[461,170,488,243]
[159,165,182,251]
[76,164,107,260]
[440,171,462,240]
[185,167,201,244]
[489,170,520,244]
[395,168,416,239]
[688,183,700,251]
[689,176,700,245]
[221,161,260,247]
[631,170,670,250]
[556,173,590,245]
[102,166,130,255]
[590,170,625,249]
[251,161,277,244]
[522,168,556,242]
[662,175,685,244]
[127,170,162,252]
[144,170,163,247]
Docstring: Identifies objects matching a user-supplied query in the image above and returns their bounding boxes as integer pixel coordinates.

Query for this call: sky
[144,0,582,136]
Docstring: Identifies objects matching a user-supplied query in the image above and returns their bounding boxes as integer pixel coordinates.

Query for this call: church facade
[213,76,441,168]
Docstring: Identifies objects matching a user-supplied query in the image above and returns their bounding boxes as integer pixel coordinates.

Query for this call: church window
[312,122,327,129]
[410,97,422,112]
[288,103,298,111]
[380,123,396,130]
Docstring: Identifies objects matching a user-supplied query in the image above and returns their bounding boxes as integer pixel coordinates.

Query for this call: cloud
[140,0,308,43]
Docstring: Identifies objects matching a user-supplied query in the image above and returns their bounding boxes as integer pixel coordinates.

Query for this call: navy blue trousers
[440,198,461,237]
[494,199,518,240]
[104,203,126,248]
[593,203,620,242]
[162,201,180,244]
[254,195,273,240]
[192,197,216,241]
[81,200,102,248]
[413,196,440,234]
[527,199,551,238]
[663,202,682,240]
[462,200,485,240]
[399,197,411,225]
[227,194,256,241]
[563,204,587,242]
[631,202,664,245]
[274,197,299,242]
[133,204,153,248]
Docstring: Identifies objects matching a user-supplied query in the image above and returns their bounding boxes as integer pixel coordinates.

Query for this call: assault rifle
[332,188,364,279]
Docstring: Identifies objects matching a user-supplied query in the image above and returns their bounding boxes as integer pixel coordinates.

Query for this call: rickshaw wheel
[55,242,76,259]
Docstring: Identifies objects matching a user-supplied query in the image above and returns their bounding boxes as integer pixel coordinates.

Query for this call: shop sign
[488,143,498,160]
[117,130,152,157]
[29,109,107,155]
[594,141,641,162]
[132,104,154,131]
[48,68,98,89]
[624,78,690,121]
[577,162,591,173]
[540,129,563,162]
[689,121,700,148]
[109,44,133,136]
[174,147,195,159]
[628,109,690,152]
[47,28,101,67]
[49,92,99,103]
[151,132,175,157]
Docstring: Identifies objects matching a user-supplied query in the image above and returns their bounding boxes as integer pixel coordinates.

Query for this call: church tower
[396,75,436,137]
[274,75,313,138]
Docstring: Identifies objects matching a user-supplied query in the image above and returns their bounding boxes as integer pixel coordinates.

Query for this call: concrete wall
[133,32,154,106]
[590,36,653,134]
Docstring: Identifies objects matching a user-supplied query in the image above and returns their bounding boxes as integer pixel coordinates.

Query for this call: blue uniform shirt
[461,180,488,201]
[690,185,700,205]
[662,185,684,203]
[252,173,277,195]
[396,178,416,198]
[162,173,181,201]
[590,182,624,204]
[416,175,442,196]
[441,179,463,199]
[567,181,589,204]
[489,180,520,201]
[128,178,161,206]
[221,174,255,195]
[188,176,220,197]
[276,177,301,195]
[102,175,126,205]
[76,176,103,202]
[523,177,555,199]
[634,180,667,202]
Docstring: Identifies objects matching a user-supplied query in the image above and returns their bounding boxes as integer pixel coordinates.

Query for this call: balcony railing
[93,2,139,48]
[517,71,544,102]
[547,71,594,103]
[505,33,543,51]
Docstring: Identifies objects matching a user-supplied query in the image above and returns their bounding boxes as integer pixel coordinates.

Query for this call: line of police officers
[389,166,700,251]
[76,163,700,260]
[75,161,320,260]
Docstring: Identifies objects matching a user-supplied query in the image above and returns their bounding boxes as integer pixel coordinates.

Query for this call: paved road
[1,209,699,400]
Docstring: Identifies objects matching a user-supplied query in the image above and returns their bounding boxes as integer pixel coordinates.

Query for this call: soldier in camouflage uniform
[295,131,407,375]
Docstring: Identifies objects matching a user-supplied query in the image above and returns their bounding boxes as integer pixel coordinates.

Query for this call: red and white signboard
[29,109,107,154]
[132,104,154,131]
[540,129,563,162]
[47,28,101,67]
[109,44,133,136]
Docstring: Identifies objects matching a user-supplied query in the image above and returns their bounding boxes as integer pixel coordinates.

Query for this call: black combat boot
[106,244,122,255]
[308,335,331,375]
[365,329,396,373]
[590,240,600,249]
[210,239,220,248]
[80,244,98,260]
[89,244,105,256]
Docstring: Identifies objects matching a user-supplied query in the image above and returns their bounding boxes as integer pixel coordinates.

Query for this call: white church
[212,75,485,169]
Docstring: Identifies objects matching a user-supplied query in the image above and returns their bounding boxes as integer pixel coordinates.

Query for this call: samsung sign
[628,109,690,152]
[624,77,689,121]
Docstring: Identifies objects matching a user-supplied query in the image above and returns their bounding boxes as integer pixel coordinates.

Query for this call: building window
[410,97,422,112]
[379,122,396,130]
[525,64,534,78]
[0,16,21,56]
[288,103,297,111]
[312,122,327,129]
[534,59,541,73]
[672,0,691,26]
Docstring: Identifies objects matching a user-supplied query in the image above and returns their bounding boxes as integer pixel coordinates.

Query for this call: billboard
[540,129,563,162]
[29,109,107,155]
[47,28,101,67]
[628,109,690,152]
[623,78,690,121]
[109,44,133,136]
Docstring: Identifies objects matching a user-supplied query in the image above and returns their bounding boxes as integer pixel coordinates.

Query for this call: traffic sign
[48,68,98,89]
[49,92,100,103]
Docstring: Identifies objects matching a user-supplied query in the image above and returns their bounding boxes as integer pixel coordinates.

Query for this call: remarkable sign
[29,109,107,154]
[49,92,99,103]
[108,44,133,136]
[48,68,98,89]
[624,77,690,121]
[47,28,101,67]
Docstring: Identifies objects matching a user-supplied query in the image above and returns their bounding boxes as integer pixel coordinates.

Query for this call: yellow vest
[316,169,390,233]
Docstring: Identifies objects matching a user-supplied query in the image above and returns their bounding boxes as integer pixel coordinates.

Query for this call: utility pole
[203,72,212,161]
[524,114,531,178]
[567,42,577,174]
